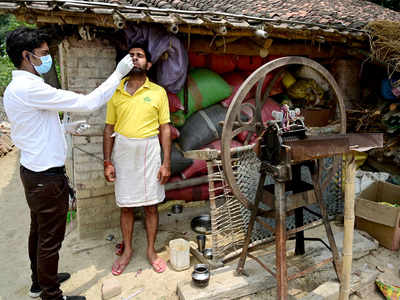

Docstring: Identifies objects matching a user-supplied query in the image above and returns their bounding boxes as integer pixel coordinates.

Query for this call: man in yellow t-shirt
[103,44,171,276]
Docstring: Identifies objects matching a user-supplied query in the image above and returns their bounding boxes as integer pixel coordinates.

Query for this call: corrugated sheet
[1,0,399,37]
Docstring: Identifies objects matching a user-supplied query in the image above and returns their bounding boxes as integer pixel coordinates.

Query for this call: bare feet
[112,249,132,276]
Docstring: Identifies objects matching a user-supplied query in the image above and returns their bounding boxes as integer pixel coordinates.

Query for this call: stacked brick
[0,121,13,157]
[59,36,119,238]
[0,102,13,157]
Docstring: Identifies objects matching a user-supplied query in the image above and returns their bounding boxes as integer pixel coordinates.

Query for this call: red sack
[170,125,180,140]
[189,52,207,68]
[240,97,281,122]
[236,131,258,144]
[236,98,281,143]
[250,72,283,98]
[260,72,283,96]
[167,92,184,113]
[206,139,242,150]
[166,182,209,202]
[237,56,263,72]
[221,72,253,108]
[209,54,236,74]
[181,159,206,179]
[245,55,283,98]
[181,139,242,179]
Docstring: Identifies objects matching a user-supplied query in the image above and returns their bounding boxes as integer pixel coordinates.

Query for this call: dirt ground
[1,149,399,300]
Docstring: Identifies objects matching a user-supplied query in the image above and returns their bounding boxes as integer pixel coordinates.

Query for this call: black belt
[21,165,66,175]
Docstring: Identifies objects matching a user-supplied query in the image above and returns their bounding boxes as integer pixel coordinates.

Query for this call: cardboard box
[355,181,400,250]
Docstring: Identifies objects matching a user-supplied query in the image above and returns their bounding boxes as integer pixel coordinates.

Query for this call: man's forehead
[34,42,49,53]
[129,48,145,54]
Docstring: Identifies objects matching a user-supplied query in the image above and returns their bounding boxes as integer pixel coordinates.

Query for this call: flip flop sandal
[115,242,124,256]
[151,258,167,273]
[111,261,129,276]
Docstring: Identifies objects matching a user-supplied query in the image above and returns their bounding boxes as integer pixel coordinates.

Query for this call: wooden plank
[188,37,349,58]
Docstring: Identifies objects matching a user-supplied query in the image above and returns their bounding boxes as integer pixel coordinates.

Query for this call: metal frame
[220,57,348,300]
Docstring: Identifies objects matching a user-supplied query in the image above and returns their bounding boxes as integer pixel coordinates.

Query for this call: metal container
[171,204,183,214]
[191,214,211,234]
[191,264,210,288]
[203,248,213,260]
[196,234,206,252]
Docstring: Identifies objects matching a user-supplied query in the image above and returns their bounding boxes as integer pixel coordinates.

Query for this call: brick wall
[59,36,119,238]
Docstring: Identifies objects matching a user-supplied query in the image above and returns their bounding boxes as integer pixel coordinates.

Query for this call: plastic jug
[169,238,190,271]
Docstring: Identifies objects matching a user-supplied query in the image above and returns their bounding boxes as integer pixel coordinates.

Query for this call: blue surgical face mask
[30,53,52,75]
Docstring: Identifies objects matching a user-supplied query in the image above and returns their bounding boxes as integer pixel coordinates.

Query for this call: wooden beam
[188,37,351,58]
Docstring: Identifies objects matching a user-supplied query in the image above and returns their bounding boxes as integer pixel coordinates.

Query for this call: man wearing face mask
[3,27,134,300]
[103,43,171,276]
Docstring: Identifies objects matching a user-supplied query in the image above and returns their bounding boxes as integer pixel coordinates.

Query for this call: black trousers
[20,165,69,300]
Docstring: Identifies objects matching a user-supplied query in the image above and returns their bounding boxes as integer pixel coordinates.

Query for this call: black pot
[191,264,210,288]
[191,214,211,234]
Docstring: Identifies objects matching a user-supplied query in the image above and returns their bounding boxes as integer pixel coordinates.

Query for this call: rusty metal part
[221,56,347,208]
[219,56,385,300]
[284,135,349,163]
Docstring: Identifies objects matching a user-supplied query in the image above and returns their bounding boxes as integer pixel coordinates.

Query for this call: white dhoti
[112,133,165,207]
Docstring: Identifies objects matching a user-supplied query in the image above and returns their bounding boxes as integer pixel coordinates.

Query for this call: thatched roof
[1,0,400,43]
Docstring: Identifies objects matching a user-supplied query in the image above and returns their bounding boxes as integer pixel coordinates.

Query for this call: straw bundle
[365,20,400,73]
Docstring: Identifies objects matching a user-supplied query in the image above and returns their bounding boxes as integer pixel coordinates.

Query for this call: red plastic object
[165,182,210,202]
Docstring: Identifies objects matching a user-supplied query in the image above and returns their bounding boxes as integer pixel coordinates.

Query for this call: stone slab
[177,229,378,300]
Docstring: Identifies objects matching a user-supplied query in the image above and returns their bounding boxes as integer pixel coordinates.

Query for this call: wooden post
[275,181,288,300]
[339,152,356,300]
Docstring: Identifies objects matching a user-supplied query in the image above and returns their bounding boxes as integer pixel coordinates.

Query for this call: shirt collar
[117,76,151,92]
[12,70,44,82]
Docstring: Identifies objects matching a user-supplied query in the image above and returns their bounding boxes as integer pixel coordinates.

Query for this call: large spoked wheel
[221,56,346,208]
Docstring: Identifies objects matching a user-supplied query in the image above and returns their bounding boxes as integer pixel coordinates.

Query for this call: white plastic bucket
[169,238,190,271]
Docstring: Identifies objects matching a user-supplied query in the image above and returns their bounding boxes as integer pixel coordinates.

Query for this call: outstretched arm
[24,54,134,112]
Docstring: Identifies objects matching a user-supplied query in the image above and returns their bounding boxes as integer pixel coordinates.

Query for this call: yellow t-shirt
[106,77,170,138]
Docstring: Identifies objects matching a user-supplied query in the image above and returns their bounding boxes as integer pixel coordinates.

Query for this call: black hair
[128,42,151,62]
[5,27,50,68]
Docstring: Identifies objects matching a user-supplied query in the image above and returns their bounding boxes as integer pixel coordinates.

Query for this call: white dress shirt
[3,70,121,172]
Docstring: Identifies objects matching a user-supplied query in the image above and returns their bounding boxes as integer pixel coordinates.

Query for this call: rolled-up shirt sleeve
[24,72,121,112]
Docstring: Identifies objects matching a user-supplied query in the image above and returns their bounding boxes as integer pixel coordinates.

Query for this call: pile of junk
[118,24,355,203]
